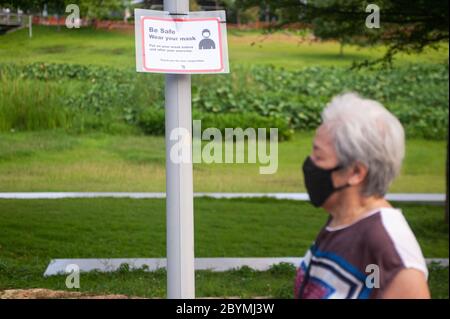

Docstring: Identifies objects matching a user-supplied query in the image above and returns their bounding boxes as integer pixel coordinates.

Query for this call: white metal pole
[164,0,195,299]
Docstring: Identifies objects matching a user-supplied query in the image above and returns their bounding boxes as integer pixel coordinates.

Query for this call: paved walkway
[44,257,449,276]
[0,192,446,204]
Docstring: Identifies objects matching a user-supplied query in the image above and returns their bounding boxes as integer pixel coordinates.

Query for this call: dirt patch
[0,289,143,299]
[0,289,270,299]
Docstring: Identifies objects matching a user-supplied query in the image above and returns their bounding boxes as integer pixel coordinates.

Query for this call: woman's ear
[348,162,368,186]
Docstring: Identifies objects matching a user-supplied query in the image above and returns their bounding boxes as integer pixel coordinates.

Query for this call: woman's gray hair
[322,92,405,197]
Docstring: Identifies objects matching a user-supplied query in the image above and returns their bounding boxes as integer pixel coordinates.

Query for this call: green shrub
[198,111,293,141]
[137,108,165,135]
[0,62,447,139]
[137,108,293,141]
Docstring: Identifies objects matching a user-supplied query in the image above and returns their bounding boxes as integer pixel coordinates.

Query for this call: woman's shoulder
[364,207,428,278]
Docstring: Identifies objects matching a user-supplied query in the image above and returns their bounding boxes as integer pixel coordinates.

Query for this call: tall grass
[0,75,139,134]
[0,76,68,131]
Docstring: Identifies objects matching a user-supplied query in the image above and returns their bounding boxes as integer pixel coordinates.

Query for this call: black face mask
[302,156,350,207]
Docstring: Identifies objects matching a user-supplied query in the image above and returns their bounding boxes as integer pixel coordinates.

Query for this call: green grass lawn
[0,131,446,193]
[0,197,448,298]
[0,26,448,69]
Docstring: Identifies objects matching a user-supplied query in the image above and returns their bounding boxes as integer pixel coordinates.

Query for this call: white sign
[136,14,229,74]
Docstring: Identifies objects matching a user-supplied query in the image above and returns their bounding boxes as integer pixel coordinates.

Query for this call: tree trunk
[265,5,270,24]
[339,42,344,56]
[143,0,153,9]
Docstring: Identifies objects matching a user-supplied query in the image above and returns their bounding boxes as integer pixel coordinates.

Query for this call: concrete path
[0,192,445,204]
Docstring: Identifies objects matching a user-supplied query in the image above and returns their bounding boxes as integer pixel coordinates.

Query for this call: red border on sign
[141,16,224,73]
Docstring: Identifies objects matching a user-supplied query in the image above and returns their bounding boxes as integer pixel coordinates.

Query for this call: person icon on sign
[199,29,216,50]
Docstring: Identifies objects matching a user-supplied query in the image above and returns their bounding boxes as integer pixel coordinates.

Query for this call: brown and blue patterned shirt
[294,208,428,299]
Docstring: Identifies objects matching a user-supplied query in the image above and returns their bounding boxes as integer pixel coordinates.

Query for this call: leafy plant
[0,62,447,139]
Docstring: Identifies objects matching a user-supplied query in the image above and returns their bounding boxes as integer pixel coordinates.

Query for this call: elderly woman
[295,93,429,299]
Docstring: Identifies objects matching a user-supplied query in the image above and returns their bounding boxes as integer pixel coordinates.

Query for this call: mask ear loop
[330,164,344,172]
[330,164,351,191]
